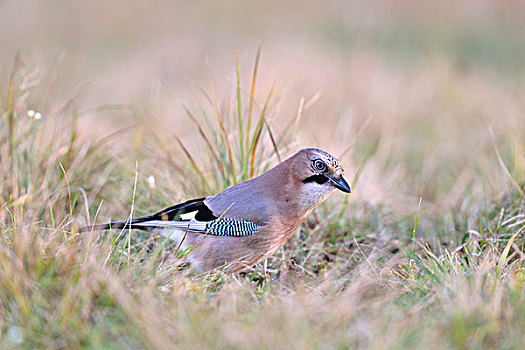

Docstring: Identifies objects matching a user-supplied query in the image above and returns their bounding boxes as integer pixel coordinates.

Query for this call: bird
[81,148,351,272]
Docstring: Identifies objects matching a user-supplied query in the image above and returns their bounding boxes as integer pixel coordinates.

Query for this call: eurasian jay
[82,148,351,272]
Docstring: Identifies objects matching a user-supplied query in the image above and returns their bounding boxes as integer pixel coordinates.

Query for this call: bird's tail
[77,198,208,233]
[79,222,125,232]
[78,216,158,232]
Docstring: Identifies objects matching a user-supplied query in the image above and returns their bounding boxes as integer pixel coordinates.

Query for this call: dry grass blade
[246,47,261,153]
[490,127,525,198]
[263,118,281,163]
[145,113,211,192]
[183,104,226,180]
[294,97,305,130]
[84,123,139,159]
[338,136,379,219]
[124,161,139,266]
[42,52,66,108]
[339,114,373,158]
[351,136,380,188]
[213,100,236,184]
[249,86,275,177]
[150,133,190,178]
[63,108,78,169]
[6,56,21,202]
[303,91,321,110]
[173,133,210,192]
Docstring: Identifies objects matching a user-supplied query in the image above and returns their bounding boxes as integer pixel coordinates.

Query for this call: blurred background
[2,0,525,240]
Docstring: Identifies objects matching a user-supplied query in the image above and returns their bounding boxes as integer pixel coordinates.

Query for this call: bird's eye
[313,160,326,172]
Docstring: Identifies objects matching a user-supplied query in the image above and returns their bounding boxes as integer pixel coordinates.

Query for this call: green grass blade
[245,48,261,163]
[498,229,522,273]
[235,54,245,179]
[412,197,423,253]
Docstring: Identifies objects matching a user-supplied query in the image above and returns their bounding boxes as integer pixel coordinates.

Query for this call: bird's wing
[81,198,260,237]
[203,177,271,226]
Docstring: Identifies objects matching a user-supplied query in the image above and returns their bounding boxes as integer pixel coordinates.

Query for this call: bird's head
[291,148,350,209]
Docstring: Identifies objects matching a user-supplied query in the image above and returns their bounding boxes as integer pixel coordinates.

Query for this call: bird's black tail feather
[79,220,144,232]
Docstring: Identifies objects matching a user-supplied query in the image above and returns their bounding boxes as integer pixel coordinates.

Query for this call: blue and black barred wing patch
[205,218,259,237]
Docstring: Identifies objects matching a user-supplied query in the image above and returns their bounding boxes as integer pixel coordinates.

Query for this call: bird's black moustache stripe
[302,174,329,185]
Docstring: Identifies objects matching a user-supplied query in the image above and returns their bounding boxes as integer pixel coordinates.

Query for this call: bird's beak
[325,174,351,193]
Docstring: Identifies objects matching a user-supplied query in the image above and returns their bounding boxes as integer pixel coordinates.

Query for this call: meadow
[1,1,525,348]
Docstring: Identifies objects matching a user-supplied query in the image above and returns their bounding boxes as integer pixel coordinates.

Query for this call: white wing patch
[179,210,198,220]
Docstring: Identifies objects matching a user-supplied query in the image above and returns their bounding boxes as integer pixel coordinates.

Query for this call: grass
[1,48,525,350]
